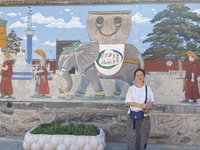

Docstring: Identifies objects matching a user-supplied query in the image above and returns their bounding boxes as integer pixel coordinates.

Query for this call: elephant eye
[96,16,104,24]
[114,16,122,24]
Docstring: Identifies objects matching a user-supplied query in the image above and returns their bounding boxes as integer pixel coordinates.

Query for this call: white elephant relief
[55,40,144,99]
[54,11,144,99]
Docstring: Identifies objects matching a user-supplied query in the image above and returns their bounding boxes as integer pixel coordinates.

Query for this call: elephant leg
[85,66,105,99]
[113,79,124,98]
[75,75,90,97]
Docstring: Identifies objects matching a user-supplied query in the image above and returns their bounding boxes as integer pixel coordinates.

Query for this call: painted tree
[3,29,25,54]
[142,4,200,61]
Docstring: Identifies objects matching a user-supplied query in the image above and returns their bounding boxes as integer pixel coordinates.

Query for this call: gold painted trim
[95,91,105,96]
[124,57,138,64]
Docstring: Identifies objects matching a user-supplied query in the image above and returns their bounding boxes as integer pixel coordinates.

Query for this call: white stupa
[14,45,28,71]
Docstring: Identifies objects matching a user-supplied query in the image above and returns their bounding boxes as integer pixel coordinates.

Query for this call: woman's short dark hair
[134,68,145,77]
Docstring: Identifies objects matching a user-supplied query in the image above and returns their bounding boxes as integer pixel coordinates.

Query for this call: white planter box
[23,128,106,150]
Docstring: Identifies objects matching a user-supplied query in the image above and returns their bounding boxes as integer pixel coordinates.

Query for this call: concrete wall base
[0,100,199,146]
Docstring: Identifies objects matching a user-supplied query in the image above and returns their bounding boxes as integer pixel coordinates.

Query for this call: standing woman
[125,69,154,150]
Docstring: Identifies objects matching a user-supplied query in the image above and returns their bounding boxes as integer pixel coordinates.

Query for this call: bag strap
[129,85,148,111]
[144,85,147,103]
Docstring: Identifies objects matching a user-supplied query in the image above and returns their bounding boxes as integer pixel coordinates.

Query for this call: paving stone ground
[0,137,200,150]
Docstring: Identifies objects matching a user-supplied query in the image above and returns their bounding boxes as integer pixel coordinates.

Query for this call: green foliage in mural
[142,4,200,61]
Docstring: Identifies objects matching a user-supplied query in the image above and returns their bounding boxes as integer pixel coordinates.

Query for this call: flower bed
[23,123,106,150]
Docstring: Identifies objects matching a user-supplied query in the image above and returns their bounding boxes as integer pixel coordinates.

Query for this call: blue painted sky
[0,3,200,59]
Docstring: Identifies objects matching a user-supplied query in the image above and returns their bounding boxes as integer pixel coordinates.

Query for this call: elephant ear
[75,40,99,74]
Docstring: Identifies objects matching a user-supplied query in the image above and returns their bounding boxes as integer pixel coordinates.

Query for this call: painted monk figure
[34,49,50,97]
[182,51,199,104]
[0,52,13,98]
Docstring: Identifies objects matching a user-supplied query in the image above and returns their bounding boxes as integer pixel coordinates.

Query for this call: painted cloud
[132,12,151,25]
[9,21,27,28]
[7,12,18,17]
[193,9,200,15]
[43,41,56,47]
[21,12,85,28]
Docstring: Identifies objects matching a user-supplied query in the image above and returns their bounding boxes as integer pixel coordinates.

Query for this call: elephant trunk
[62,71,73,92]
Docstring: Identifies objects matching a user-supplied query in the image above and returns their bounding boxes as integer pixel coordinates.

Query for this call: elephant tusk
[53,68,66,79]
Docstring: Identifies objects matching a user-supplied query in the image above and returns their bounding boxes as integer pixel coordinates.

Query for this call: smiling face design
[87,11,132,44]
[96,16,122,36]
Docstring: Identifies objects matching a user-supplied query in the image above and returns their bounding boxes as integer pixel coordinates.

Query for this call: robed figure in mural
[0,52,13,98]
[182,51,199,104]
[33,49,50,97]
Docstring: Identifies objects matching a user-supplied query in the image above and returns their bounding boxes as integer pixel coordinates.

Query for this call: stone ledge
[0,100,199,114]
[153,104,200,114]
[0,100,126,111]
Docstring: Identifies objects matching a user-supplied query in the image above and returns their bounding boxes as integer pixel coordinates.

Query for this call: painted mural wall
[0,3,200,104]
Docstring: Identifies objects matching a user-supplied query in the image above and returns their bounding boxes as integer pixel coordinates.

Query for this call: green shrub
[31,123,99,136]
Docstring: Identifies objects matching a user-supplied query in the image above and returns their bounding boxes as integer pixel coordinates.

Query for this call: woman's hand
[141,103,148,109]
[147,102,153,109]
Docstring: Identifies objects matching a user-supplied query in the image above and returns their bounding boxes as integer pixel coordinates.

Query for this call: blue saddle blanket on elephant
[94,44,125,76]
